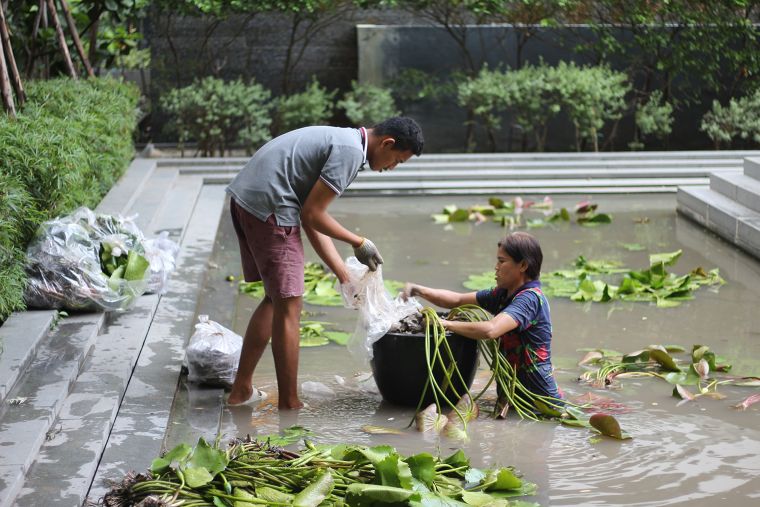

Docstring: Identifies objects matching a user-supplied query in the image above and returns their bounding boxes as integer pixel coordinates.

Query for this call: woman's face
[494,247,526,290]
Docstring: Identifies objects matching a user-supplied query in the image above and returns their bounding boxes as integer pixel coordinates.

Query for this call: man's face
[368,137,414,172]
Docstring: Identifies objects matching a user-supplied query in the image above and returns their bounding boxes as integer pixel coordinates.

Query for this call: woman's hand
[400,282,418,301]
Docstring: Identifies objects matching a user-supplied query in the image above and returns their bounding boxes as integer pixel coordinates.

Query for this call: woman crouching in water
[402,231,562,412]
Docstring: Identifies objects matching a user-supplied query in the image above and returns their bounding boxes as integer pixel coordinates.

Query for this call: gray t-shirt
[226,126,365,226]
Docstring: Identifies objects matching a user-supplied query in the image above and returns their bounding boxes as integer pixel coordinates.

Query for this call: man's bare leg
[271,295,304,409]
[227,296,273,404]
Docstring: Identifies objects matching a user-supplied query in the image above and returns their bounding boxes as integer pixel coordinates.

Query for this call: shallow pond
[216,194,760,507]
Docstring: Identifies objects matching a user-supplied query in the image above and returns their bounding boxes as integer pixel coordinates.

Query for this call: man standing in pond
[225,117,424,408]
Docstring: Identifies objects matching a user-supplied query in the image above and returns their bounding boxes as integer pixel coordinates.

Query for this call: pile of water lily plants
[431,197,611,230]
[465,250,724,308]
[577,343,760,409]
[409,306,632,442]
[103,437,540,507]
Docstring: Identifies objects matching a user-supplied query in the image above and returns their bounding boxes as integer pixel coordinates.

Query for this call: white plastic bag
[143,231,180,294]
[186,315,242,387]
[344,257,421,364]
[24,207,150,312]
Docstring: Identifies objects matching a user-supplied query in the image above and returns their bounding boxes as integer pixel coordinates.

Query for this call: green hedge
[0,77,140,321]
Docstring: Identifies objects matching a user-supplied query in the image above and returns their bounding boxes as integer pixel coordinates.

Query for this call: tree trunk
[58,0,94,77]
[0,2,24,104]
[0,46,15,117]
[45,0,77,79]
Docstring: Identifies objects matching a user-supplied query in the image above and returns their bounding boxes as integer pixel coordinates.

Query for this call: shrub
[457,67,508,150]
[630,90,674,150]
[0,77,139,321]
[701,90,760,149]
[337,80,399,126]
[556,62,629,152]
[274,78,336,134]
[160,77,272,156]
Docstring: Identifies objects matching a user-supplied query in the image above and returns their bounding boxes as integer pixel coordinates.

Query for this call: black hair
[371,116,424,156]
[498,231,543,280]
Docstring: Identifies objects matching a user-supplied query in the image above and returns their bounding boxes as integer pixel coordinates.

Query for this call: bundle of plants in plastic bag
[24,207,176,312]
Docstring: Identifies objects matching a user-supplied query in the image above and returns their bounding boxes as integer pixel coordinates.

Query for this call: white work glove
[353,237,383,271]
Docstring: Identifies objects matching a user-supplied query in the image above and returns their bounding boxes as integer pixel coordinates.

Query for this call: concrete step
[87,185,227,504]
[0,313,103,507]
[155,149,760,167]
[677,187,760,259]
[11,172,208,507]
[745,157,760,180]
[96,159,156,216]
[13,296,159,507]
[178,164,737,180]
[126,168,179,233]
[710,172,760,214]
[0,311,55,405]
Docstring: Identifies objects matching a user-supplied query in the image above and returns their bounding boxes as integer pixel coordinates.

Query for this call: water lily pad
[650,250,682,267]
[648,348,681,372]
[589,413,630,440]
[416,404,448,433]
[361,425,405,436]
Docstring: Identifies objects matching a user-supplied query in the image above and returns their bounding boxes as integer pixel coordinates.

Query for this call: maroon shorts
[230,198,304,299]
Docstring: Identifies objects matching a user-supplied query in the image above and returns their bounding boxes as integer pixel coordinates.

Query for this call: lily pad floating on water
[589,413,631,440]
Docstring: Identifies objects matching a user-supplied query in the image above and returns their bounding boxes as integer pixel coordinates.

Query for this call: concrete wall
[144,11,733,153]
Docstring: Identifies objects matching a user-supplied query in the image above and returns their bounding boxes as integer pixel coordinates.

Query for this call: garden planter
[371,327,479,407]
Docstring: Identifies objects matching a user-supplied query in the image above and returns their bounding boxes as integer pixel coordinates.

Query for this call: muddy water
[218,194,760,507]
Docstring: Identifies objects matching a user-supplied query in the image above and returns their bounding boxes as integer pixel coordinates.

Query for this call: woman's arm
[442,312,519,341]
[404,283,478,309]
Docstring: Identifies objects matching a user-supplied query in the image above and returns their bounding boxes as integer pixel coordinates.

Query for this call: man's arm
[301,179,363,247]
[302,225,349,283]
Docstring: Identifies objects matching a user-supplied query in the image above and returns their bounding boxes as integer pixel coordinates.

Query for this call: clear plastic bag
[143,232,180,294]
[24,207,150,312]
[344,257,421,364]
[185,315,242,387]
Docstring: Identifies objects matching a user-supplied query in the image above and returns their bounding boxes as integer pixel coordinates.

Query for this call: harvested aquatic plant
[103,437,539,506]
[578,344,760,409]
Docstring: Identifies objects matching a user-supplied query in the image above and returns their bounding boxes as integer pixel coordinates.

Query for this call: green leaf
[463,272,494,290]
[406,453,436,487]
[324,331,350,346]
[181,466,212,488]
[292,470,334,507]
[150,443,192,474]
[483,468,522,492]
[449,209,470,222]
[376,454,414,489]
[589,413,631,440]
[123,250,150,281]
[619,242,645,251]
[648,348,681,372]
[252,486,293,503]
[260,425,314,447]
[461,491,508,506]
[649,250,682,267]
[432,214,450,224]
[345,484,418,505]
[444,449,469,468]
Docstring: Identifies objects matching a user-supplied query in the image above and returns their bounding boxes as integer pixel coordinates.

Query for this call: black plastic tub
[371,328,479,407]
